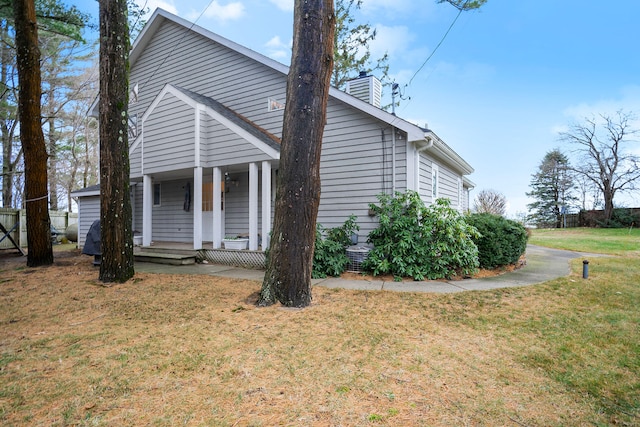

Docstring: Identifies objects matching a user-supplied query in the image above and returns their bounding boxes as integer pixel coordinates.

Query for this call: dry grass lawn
[0,248,635,426]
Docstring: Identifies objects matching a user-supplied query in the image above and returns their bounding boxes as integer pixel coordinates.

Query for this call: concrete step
[134,251,196,266]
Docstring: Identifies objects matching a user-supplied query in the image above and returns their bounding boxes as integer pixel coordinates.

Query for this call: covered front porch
[135,160,276,256]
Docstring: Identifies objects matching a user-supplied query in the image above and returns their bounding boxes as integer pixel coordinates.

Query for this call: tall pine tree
[527,149,575,228]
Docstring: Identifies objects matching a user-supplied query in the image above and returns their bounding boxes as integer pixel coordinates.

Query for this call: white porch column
[193,166,203,250]
[249,162,259,251]
[142,175,152,246]
[261,161,271,250]
[212,167,222,248]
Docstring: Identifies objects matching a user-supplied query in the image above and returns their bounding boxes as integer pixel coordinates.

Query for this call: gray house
[73,8,474,265]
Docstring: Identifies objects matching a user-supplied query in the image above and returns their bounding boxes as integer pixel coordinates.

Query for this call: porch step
[134,251,196,266]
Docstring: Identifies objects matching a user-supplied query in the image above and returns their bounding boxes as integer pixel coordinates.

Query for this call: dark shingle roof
[174,86,281,152]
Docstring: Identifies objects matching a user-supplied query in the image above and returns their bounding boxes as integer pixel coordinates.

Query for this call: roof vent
[345,72,382,108]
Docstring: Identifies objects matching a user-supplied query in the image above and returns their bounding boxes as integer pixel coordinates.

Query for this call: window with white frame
[431,163,439,200]
[458,177,463,211]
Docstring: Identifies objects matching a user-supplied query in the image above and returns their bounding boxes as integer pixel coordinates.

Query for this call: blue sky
[77,0,640,216]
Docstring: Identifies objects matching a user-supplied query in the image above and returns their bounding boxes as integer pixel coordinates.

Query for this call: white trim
[143,175,153,246]
[248,162,259,251]
[193,167,203,249]
[261,161,271,250]
[212,167,222,248]
[201,103,280,160]
[194,104,201,167]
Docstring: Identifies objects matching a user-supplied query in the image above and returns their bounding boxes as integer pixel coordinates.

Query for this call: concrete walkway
[135,244,600,293]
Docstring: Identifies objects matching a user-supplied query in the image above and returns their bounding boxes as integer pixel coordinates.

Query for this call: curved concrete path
[136,244,601,293]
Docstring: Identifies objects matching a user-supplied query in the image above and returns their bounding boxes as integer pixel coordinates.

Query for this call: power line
[407,4,467,86]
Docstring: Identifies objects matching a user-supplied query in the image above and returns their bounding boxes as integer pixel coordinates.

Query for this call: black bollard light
[583,259,589,279]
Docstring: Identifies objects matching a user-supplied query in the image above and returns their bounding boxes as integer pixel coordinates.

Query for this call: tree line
[527,111,639,228]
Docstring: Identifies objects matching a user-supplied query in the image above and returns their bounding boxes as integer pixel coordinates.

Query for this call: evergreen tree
[527,149,575,228]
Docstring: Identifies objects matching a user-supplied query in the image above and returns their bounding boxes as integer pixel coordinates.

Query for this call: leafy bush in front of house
[363,191,479,280]
[466,213,528,269]
[312,215,359,279]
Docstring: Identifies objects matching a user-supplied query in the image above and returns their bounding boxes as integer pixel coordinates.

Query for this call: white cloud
[137,0,178,15]
[201,1,245,21]
[265,35,291,61]
[369,24,414,60]
[562,85,640,123]
[360,0,416,14]
[269,0,293,12]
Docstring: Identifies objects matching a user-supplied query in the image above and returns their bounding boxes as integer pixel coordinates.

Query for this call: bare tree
[473,189,507,216]
[258,0,335,308]
[561,111,639,222]
[98,0,133,283]
[12,0,53,265]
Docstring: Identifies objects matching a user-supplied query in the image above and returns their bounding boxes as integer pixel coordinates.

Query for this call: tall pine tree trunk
[13,0,53,266]
[258,0,335,307]
[98,0,133,283]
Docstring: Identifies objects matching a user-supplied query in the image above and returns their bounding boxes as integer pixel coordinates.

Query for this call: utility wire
[407,3,467,86]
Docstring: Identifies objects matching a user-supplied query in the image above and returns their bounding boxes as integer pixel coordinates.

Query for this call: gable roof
[126,8,472,175]
[129,84,281,160]
[132,9,429,143]
[173,86,281,151]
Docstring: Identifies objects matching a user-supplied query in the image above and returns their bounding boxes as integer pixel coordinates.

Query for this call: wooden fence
[0,208,78,249]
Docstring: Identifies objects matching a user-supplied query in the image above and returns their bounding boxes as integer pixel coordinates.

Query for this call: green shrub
[312,215,359,279]
[363,191,479,280]
[597,208,640,228]
[466,213,528,269]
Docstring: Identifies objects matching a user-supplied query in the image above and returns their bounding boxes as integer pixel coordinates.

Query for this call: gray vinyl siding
[151,179,193,242]
[129,20,287,148]
[317,100,407,239]
[202,115,272,168]
[418,155,432,203]
[223,171,267,238]
[142,93,195,175]
[131,183,143,236]
[77,196,100,249]
[130,142,142,177]
[438,164,459,203]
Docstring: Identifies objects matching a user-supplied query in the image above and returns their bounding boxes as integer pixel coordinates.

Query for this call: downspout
[392,126,396,193]
[415,136,434,191]
[418,135,434,153]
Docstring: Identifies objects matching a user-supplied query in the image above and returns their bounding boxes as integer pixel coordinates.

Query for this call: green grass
[529,227,640,255]
[1,232,639,425]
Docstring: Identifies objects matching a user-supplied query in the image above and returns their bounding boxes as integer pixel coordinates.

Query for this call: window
[153,183,161,206]
[202,181,225,211]
[431,164,439,200]
[268,97,284,112]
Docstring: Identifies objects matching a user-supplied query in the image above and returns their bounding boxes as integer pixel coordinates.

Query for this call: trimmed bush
[363,191,479,280]
[466,213,528,269]
[312,215,359,279]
